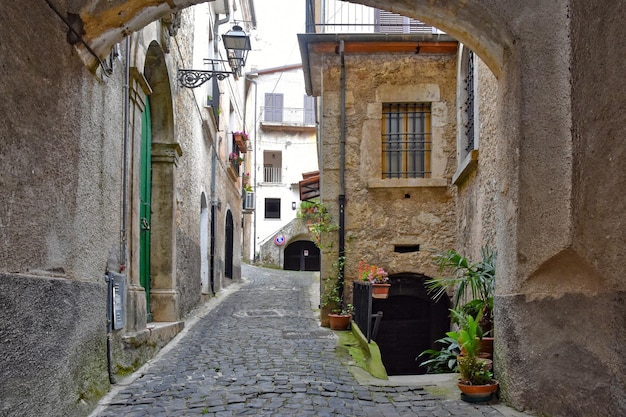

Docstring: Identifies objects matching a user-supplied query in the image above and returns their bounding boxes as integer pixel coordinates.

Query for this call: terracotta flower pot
[457,380,498,403]
[328,314,351,330]
[372,283,391,299]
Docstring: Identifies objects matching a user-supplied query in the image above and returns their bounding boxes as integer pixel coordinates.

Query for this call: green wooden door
[140,97,152,322]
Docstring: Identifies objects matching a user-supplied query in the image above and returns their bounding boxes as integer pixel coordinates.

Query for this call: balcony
[263,166,282,184]
[261,106,316,132]
[305,0,441,35]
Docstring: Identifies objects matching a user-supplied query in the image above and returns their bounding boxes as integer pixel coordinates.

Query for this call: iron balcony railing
[261,106,315,126]
[263,166,282,183]
[353,281,384,342]
[305,0,441,34]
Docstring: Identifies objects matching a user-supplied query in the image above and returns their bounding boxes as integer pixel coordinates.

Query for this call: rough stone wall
[455,57,499,259]
[318,51,458,303]
[0,2,122,415]
[0,2,246,416]
[257,219,314,267]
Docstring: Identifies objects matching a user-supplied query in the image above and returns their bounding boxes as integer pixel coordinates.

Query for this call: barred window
[382,103,431,179]
[464,50,476,156]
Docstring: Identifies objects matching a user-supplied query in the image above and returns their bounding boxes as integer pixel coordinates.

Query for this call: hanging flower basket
[372,283,391,299]
[357,261,391,299]
[229,152,244,166]
[233,131,248,153]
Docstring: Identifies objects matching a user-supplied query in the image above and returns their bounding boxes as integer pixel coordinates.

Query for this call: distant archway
[224,210,234,279]
[200,193,209,294]
[372,273,450,375]
[283,240,320,271]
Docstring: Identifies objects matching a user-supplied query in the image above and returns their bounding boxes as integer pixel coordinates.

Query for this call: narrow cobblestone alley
[91,265,531,417]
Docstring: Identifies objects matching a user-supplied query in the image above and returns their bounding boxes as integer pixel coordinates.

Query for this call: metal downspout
[338,40,346,300]
[214,8,231,53]
[107,35,131,386]
[208,5,230,293]
[121,36,130,270]
[210,145,217,294]
[244,76,258,262]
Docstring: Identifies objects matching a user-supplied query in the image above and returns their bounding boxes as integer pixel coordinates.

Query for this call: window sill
[368,177,448,189]
[452,149,479,185]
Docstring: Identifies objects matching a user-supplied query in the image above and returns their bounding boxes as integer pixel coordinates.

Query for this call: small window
[264,93,284,123]
[303,95,315,125]
[382,103,431,179]
[462,50,477,159]
[265,198,281,219]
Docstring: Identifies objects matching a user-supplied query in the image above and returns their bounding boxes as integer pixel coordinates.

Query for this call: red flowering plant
[228,152,244,165]
[357,261,389,284]
[232,131,249,140]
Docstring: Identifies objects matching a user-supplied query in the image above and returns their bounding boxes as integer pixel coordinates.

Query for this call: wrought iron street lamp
[178,24,252,88]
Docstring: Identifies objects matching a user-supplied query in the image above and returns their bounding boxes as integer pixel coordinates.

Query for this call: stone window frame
[364,83,448,189]
[453,44,480,184]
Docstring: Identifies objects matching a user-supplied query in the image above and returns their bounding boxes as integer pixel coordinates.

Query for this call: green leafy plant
[446,310,493,385]
[321,256,347,314]
[446,310,483,358]
[426,246,495,332]
[418,336,460,373]
[457,355,493,385]
[299,201,339,249]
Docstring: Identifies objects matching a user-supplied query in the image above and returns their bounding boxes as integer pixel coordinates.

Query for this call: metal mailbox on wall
[109,271,125,330]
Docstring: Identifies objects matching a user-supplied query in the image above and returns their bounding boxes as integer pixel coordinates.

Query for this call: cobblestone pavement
[92,265,532,417]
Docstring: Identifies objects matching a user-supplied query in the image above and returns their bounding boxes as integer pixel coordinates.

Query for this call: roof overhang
[298,33,458,96]
[299,171,320,201]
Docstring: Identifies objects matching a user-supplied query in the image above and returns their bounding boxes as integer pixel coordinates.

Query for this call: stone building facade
[0,1,624,417]
[0,1,252,416]
[299,33,459,301]
[243,65,319,265]
[300,0,626,415]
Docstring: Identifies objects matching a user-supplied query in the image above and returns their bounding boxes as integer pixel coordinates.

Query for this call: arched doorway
[224,210,234,279]
[372,273,450,375]
[283,240,320,271]
[200,193,209,294]
[139,96,153,322]
[142,40,181,322]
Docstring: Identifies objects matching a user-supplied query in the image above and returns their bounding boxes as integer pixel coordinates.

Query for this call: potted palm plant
[426,246,496,356]
[447,311,498,402]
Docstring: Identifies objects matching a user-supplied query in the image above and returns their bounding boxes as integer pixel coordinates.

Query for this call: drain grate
[282,330,333,339]
[233,309,286,318]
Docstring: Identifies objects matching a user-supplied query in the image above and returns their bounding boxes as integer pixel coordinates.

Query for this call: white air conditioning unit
[243,191,255,210]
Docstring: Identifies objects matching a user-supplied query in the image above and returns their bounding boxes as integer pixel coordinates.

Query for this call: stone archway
[372,273,450,376]
[283,240,320,271]
[72,1,624,414]
[143,40,182,322]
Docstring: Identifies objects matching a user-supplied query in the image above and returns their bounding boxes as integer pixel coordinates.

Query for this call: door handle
[141,217,150,231]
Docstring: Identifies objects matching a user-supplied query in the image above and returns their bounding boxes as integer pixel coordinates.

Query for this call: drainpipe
[214,8,231,54]
[106,35,132,386]
[120,35,131,271]
[245,75,258,262]
[210,144,217,294]
[207,4,231,293]
[338,40,346,301]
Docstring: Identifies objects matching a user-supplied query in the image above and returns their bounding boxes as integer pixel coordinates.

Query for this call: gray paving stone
[93,266,533,417]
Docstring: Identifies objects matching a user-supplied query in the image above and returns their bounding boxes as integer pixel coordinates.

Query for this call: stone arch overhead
[285,232,315,246]
[77,0,515,76]
[144,41,175,145]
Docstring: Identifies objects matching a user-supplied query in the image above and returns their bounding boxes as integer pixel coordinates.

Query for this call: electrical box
[109,272,125,330]
[243,191,255,210]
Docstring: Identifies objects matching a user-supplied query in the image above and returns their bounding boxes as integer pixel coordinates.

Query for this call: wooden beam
[309,41,458,55]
